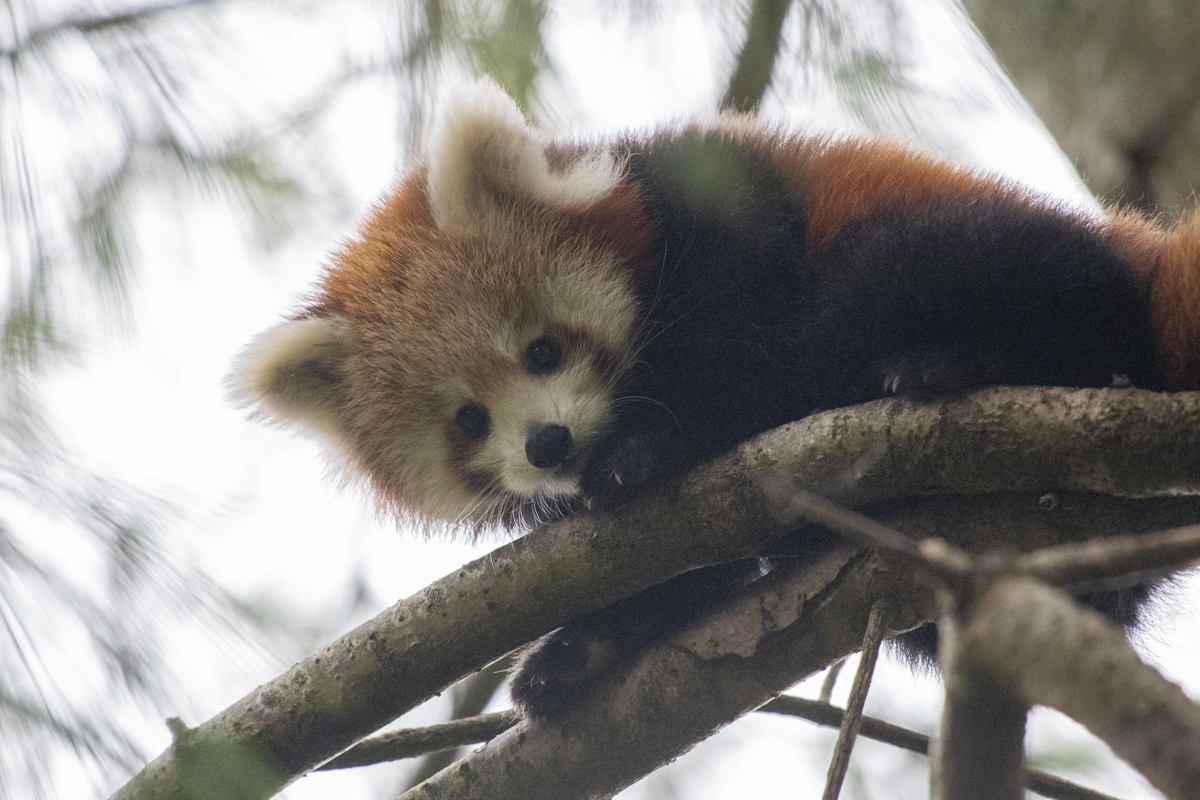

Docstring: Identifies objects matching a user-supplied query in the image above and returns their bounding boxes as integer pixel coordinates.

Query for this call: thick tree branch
[397,490,1200,800]
[110,387,1200,800]
[959,578,1200,800]
[936,616,1031,800]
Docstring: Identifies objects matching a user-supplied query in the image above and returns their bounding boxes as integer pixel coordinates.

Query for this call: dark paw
[509,627,619,719]
[579,432,666,509]
[509,562,767,718]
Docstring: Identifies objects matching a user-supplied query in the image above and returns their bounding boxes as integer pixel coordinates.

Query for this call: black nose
[526,424,573,469]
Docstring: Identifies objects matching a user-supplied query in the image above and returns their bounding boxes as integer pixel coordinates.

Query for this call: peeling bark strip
[110,388,1200,800]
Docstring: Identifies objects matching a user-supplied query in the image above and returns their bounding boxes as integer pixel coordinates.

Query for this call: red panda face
[341,227,637,531]
[229,80,642,534]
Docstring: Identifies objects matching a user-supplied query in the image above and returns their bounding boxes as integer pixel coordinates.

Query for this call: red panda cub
[232,81,1200,717]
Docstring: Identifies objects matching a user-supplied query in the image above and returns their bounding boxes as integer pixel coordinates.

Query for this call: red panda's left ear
[226,314,354,443]
[425,79,619,235]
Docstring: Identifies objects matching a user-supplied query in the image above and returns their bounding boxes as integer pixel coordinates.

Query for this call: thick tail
[1149,209,1200,389]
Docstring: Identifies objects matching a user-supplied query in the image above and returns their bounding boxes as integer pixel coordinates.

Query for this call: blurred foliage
[1,1,298,796]
[5,0,1171,798]
[1,0,298,371]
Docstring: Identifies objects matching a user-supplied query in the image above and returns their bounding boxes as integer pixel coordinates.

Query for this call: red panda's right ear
[227,315,353,441]
[426,79,618,235]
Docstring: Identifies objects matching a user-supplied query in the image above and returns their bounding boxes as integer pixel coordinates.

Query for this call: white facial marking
[474,358,612,501]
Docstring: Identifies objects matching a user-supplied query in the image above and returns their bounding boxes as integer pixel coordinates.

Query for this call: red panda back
[1150,210,1200,389]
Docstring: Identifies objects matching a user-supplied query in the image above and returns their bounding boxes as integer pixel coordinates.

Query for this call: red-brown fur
[233,84,1200,720]
[1151,209,1200,389]
[237,102,1200,532]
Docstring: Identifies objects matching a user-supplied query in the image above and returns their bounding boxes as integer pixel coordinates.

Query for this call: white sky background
[32,0,1199,797]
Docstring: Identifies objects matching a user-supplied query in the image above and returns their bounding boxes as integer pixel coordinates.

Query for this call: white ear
[426,79,619,233]
[227,315,353,440]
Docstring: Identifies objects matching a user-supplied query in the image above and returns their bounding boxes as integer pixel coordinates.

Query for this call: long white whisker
[613,395,684,431]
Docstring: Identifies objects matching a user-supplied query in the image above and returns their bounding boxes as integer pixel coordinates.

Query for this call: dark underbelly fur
[510,130,1167,718]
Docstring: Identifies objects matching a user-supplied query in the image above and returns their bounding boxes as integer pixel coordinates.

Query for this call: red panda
[230,81,1200,716]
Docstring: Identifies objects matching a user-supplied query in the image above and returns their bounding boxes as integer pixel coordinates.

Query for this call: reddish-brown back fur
[770,132,1200,390]
[1151,210,1200,389]
[773,135,1028,245]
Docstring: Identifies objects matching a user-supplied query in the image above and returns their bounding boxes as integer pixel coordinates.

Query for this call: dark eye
[455,403,490,440]
[525,336,562,374]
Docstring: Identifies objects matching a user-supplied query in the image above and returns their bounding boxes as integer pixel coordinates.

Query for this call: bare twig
[317,712,518,771]
[817,658,846,704]
[823,599,893,800]
[320,697,1116,800]
[777,487,972,579]
[399,655,515,788]
[761,696,1120,800]
[1015,521,1200,593]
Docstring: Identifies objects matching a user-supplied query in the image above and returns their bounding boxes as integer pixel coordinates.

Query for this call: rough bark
[109,387,1200,800]
[957,577,1200,800]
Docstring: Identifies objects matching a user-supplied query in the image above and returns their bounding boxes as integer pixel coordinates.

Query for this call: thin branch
[314,694,1119,800]
[817,658,845,704]
[1015,521,1200,593]
[762,697,1121,800]
[823,599,893,800]
[317,712,519,771]
[400,654,514,789]
[776,487,971,579]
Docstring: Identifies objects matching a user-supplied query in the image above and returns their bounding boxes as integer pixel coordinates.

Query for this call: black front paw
[509,562,765,718]
[580,431,670,509]
[509,626,617,719]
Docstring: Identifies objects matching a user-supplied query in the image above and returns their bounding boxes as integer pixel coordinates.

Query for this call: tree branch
[762,697,1120,800]
[317,711,518,771]
[959,577,1200,799]
[109,387,1200,800]
[720,0,793,113]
